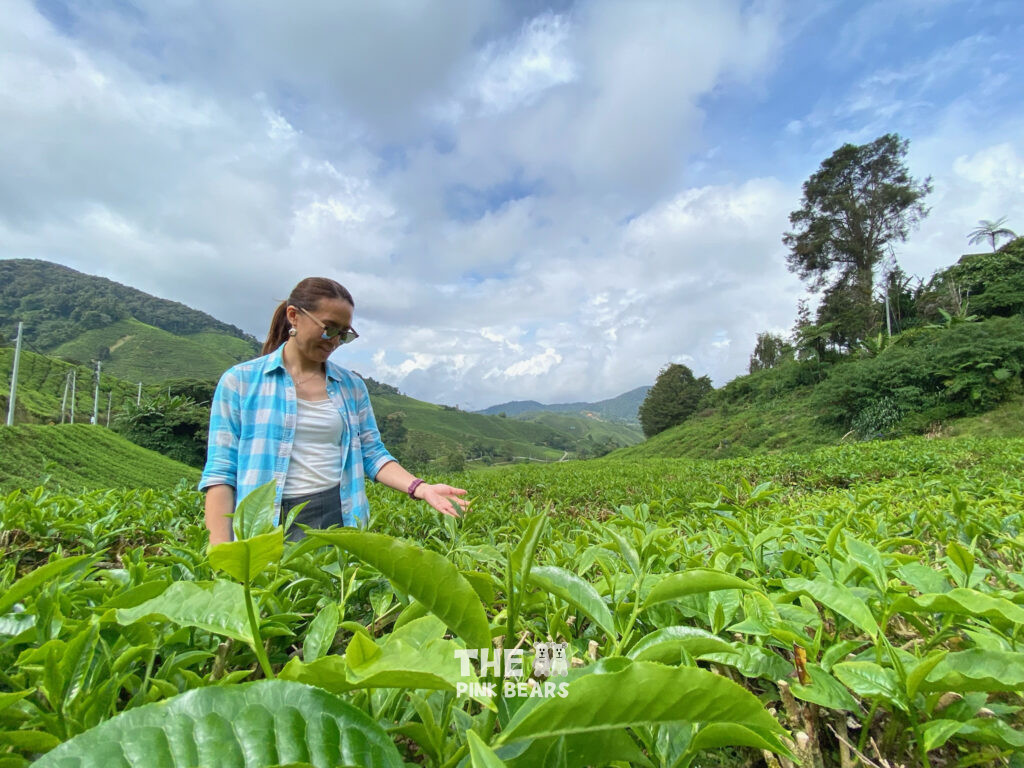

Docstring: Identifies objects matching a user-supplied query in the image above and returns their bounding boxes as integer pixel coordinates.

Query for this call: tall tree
[638,363,712,438]
[748,332,791,373]
[967,217,1017,252]
[783,133,932,344]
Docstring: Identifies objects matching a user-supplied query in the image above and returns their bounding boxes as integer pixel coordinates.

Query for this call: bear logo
[532,642,552,677]
[549,642,569,677]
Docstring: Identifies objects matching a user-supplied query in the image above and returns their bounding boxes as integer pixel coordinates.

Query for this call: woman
[199,277,468,545]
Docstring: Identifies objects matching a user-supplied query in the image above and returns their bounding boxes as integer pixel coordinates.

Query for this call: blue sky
[3,0,1023,408]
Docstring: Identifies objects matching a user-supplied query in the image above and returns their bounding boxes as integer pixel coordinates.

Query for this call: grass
[607,383,840,461]
[0,424,200,492]
[939,394,1024,438]
[371,392,570,461]
[51,318,259,383]
[513,411,643,446]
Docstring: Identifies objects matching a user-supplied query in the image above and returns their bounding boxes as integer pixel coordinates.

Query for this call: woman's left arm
[352,375,468,518]
[374,461,469,519]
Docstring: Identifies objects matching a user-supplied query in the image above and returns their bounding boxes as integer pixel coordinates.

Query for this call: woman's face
[286,297,355,364]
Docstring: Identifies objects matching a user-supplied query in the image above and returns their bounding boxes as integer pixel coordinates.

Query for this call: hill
[0,424,200,491]
[51,317,260,383]
[0,259,260,382]
[511,411,643,450]
[605,376,837,461]
[478,385,650,424]
[369,392,637,464]
[610,314,1024,461]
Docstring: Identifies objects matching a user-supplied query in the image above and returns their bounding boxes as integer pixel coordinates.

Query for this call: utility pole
[60,371,70,424]
[6,321,23,426]
[92,361,101,425]
[70,369,76,424]
[106,392,112,427]
[137,382,142,405]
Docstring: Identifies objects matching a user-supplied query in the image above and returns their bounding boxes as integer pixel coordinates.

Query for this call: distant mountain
[478,386,651,425]
[0,259,260,382]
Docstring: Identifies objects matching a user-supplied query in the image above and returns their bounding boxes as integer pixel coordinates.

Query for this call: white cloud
[471,13,577,115]
[2,0,1020,413]
[899,139,1024,281]
[504,348,563,377]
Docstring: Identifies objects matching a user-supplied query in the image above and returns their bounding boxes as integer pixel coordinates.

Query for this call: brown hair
[262,277,355,355]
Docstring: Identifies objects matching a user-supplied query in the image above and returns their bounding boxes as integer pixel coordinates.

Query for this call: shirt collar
[265,344,341,382]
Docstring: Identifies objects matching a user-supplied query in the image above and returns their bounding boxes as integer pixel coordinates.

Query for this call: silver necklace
[290,367,323,387]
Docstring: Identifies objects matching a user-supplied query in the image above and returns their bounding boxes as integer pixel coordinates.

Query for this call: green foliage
[748,332,792,373]
[850,395,904,439]
[443,446,467,472]
[512,411,642,451]
[369,390,609,464]
[812,316,1024,430]
[924,237,1024,320]
[359,374,401,396]
[614,363,835,461]
[34,680,404,768]
[0,347,141,426]
[378,411,408,461]
[967,217,1017,251]
[638,363,713,438]
[0,259,257,351]
[164,377,217,404]
[943,394,1024,438]
[402,440,432,473]
[3,436,1024,766]
[0,424,198,491]
[783,133,932,344]
[112,393,209,468]
[477,387,650,425]
[876,266,925,333]
[52,318,258,384]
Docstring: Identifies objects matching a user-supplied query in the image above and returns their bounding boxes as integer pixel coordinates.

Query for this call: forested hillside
[0,260,260,381]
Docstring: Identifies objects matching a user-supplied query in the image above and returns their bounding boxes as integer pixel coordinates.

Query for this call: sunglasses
[297,306,359,344]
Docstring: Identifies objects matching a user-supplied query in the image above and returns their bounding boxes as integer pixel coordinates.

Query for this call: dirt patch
[109,335,134,352]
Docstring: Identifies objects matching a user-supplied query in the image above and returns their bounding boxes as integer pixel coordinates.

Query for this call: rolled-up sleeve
[355,377,396,481]
[199,369,241,491]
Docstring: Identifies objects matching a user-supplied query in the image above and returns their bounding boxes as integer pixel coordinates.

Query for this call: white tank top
[283,398,344,496]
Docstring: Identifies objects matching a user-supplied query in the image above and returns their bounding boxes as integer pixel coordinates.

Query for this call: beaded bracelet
[407,478,426,499]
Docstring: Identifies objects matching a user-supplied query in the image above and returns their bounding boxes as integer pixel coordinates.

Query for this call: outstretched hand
[416,483,470,518]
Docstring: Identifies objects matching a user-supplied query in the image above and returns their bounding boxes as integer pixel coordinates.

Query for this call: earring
[288,327,297,337]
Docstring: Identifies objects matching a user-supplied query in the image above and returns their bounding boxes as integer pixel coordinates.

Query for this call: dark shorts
[282,484,343,541]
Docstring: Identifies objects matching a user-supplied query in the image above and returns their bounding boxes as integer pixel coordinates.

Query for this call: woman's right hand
[415,482,470,518]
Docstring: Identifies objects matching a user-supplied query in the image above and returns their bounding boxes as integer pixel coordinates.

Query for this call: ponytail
[261,277,355,355]
[261,301,291,355]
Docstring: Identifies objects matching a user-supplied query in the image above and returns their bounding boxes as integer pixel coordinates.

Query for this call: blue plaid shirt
[198,344,396,530]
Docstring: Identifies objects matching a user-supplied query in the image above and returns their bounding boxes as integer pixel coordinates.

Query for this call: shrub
[851,396,904,439]
[812,316,1024,429]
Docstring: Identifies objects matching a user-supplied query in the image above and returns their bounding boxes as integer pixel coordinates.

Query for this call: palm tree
[968,217,1017,251]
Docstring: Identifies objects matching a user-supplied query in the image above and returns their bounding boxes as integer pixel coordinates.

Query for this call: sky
[2,0,1023,410]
